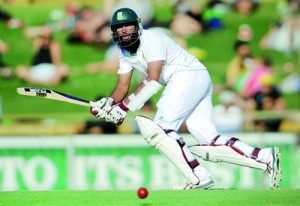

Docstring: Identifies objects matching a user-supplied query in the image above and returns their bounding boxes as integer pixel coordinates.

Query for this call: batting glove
[106,101,128,125]
[90,97,114,119]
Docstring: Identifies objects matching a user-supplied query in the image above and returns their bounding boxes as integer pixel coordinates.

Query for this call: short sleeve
[144,32,167,63]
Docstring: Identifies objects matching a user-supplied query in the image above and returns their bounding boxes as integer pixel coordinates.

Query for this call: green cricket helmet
[110,8,142,47]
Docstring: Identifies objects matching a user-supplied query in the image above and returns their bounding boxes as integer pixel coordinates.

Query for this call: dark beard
[121,39,140,54]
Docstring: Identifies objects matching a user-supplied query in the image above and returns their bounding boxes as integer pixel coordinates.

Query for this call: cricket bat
[17,87,91,107]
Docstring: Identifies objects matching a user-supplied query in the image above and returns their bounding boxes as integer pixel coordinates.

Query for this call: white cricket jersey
[117,29,207,84]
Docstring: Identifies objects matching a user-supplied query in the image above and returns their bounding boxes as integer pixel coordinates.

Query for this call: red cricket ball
[137,187,148,199]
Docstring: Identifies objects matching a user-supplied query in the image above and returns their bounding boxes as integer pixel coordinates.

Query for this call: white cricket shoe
[174,177,215,190]
[266,147,282,189]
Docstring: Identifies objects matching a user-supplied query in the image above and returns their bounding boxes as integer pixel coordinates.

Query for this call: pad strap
[189,159,200,169]
[176,137,200,169]
[250,148,261,160]
[225,137,239,147]
[209,135,221,146]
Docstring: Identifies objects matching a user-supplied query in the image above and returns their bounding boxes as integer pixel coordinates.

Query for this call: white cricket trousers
[154,69,219,145]
[154,68,270,162]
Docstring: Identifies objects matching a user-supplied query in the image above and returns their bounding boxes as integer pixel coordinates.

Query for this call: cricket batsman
[90,8,282,189]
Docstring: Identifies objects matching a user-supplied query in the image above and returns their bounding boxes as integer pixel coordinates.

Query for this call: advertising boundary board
[0,133,299,190]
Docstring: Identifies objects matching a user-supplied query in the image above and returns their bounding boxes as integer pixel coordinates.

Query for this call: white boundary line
[0,133,297,148]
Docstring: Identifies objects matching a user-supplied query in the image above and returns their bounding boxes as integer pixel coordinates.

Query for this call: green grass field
[0,189,299,206]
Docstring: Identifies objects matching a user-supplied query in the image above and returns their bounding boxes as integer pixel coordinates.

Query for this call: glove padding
[106,101,128,125]
[90,97,114,119]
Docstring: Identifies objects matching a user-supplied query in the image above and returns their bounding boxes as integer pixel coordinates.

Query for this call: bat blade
[17,87,91,107]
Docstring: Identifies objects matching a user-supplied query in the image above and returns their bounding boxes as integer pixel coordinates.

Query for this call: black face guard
[111,24,140,47]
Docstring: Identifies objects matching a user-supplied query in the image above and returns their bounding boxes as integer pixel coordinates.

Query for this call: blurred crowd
[1,0,300,134]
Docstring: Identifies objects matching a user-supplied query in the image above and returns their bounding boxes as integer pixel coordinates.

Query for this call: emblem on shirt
[158,116,164,121]
[117,12,124,20]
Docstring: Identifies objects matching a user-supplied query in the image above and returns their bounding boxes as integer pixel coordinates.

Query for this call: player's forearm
[110,86,128,104]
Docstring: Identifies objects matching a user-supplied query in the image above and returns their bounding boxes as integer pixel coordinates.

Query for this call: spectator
[260,0,300,54]
[0,7,23,29]
[24,4,111,46]
[243,56,274,97]
[253,74,285,112]
[226,40,256,93]
[237,24,253,41]
[24,3,80,40]
[171,0,229,35]
[16,30,69,85]
[203,0,228,30]
[251,74,285,131]
[78,120,117,134]
[170,0,206,38]
[0,38,14,79]
[213,89,244,133]
[67,6,111,45]
[229,0,260,16]
[280,62,300,93]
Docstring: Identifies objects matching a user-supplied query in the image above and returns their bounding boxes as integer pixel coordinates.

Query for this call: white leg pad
[135,115,200,184]
[189,145,267,171]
